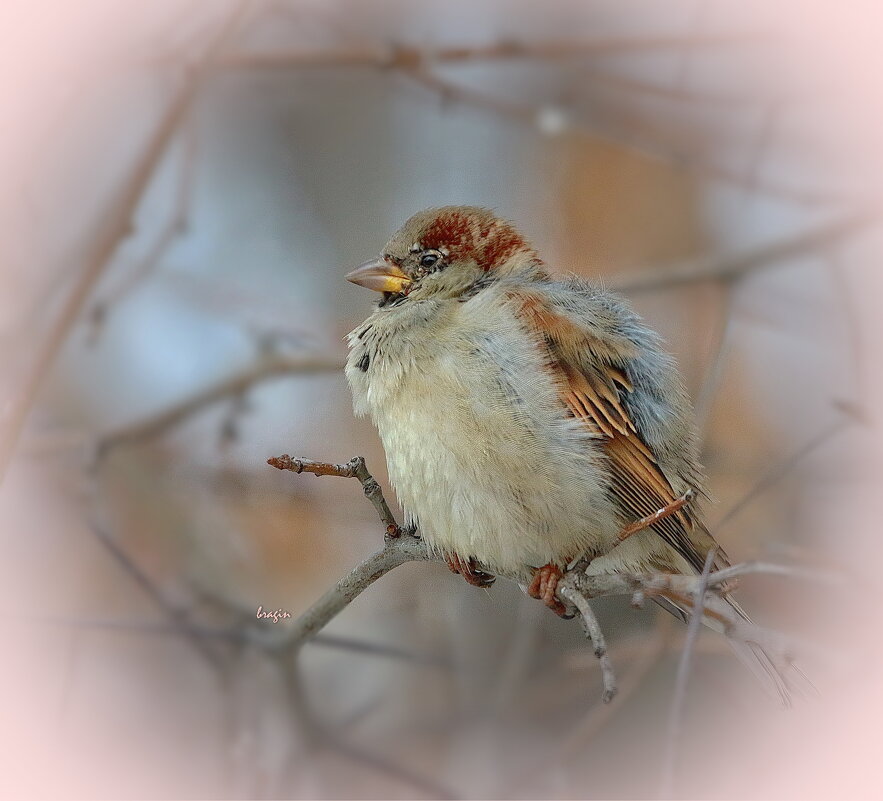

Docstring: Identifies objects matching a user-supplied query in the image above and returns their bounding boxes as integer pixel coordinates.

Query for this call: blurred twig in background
[0,1,252,482]
[93,353,345,458]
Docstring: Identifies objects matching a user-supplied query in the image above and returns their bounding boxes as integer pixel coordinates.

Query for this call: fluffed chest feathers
[346,292,562,449]
[345,294,620,574]
[346,298,457,413]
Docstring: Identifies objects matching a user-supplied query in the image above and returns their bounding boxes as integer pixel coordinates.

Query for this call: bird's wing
[509,286,709,573]
[508,285,800,704]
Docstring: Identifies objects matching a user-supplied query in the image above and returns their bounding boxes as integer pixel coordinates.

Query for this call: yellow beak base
[345,259,412,294]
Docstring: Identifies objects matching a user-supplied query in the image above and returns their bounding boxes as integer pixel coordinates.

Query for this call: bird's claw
[528,563,573,617]
[446,554,496,588]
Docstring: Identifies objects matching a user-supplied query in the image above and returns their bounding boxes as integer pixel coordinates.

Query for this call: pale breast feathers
[345,284,621,573]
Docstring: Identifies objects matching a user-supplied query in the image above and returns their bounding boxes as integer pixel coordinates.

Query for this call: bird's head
[346,206,546,302]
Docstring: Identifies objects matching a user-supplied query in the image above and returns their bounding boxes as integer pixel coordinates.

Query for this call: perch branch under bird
[268,453,829,705]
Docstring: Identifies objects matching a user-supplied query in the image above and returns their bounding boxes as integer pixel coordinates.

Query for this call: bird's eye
[420,252,440,269]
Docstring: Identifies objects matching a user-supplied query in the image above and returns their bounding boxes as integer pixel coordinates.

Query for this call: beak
[345,259,412,294]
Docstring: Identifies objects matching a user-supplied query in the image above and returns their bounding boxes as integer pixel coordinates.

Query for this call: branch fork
[268,454,401,537]
[269,452,826,704]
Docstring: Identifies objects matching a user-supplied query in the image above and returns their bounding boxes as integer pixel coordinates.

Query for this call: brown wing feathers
[511,289,706,574]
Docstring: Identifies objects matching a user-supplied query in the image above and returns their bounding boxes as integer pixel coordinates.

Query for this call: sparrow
[345,206,791,702]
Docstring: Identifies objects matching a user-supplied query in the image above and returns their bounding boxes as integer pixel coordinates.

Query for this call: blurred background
[1,1,881,798]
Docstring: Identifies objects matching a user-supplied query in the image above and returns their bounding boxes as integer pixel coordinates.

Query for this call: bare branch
[715,414,854,532]
[273,523,816,662]
[267,454,400,535]
[661,548,716,797]
[609,212,877,293]
[506,613,672,797]
[0,2,251,485]
[219,32,768,71]
[213,31,843,204]
[275,533,430,652]
[94,353,344,459]
[268,453,814,708]
[559,585,617,703]
[618,489,695,542]
[420,32,771,61]
[88,118,199,341]
[707,560,842,587]
[13,615,451,668]
[395,66,838,205]
[694,285,734,437]
[87,521,224,671]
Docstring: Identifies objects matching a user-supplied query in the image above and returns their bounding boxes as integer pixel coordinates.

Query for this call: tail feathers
[650,595,688,625]
[655,592,802,707]
[723,596,818,706]
[722,597,793,706]
[727,637,793,707]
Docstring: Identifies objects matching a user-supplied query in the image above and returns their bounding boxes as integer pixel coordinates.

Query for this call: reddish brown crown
[419,208,538,272]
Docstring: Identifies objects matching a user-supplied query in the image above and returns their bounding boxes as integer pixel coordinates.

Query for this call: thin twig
[0,2,251,485]
[267,454,400,535]
[280,646,456,799]
[218,32,768,71]
[88,117,199,341]
[508,613,672,798]
[310,633,451,668]
[273,534,429,651]
[715,415,853,531]
[618,490,695,542]
[88,522,224,671]
[7,614,451,667]
[694,285,734,437]
[396,67,834,205]
[609,212,877,293]
[577,614,669,729]
[4,615,244,640]
[660,548,717,798]
[325,738,459,800]
[690,96,776,440]
[581,68,770,106]
[707,561,841,587]
[741,99,784,203]
[825,248,866,404]
[279,652,323,793]
[93,353,344,459]
[559,585,617,703]
[490,597,545,715]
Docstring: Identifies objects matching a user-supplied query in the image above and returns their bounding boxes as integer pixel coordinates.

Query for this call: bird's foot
[528,563,572,618]
[446,554,496,588]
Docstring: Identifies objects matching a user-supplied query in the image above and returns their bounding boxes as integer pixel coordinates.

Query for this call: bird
[345,205,793,702]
